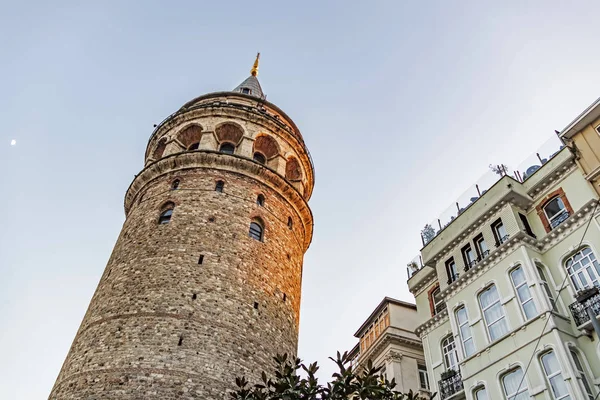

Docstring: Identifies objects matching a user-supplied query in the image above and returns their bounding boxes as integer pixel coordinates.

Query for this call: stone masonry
[49,73,314,399]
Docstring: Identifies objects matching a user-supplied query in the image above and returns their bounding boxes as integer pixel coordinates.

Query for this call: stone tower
[49,55,314,399]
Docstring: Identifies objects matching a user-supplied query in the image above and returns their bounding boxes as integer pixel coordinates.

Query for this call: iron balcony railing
[495,234,509,247]
[438,371,464,399]
[569,291,600,326]
[550,210,570,229]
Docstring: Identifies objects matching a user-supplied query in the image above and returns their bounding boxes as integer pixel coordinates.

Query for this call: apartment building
[407,99,600,400]
[349,297,430,396]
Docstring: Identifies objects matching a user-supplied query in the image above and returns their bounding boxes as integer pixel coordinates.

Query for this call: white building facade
[408,100,600,400]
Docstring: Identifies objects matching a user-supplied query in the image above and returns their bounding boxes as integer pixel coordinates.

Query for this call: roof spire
[250,52,260,77]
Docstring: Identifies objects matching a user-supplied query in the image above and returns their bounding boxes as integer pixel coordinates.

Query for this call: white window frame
[493,220,508,245]
[544,197,569,229]
[456,306,475,357]
[432,287,445,315]
[475,235,489,259]
[474,386,488,400]
[540,351,571,400]
[565,246,600,291]
[510,266,538,320]
[570,349,594,399]
[418,364,430,390]
[479,285,509,341]
[536,264,558,312]
[441,335,458,371]
[501,367,529,400]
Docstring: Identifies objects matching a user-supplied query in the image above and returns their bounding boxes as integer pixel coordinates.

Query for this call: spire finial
[251,52,260,77]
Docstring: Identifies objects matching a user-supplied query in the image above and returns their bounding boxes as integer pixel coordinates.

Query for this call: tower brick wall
[50,83,314,399]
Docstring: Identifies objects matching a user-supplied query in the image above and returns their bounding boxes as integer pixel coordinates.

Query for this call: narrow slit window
[192,293,197,300]
[178,335,183,346]
[257,194,265,206]
[254,302,259,309]
[158,207,174,225]
[188,142,200,151]
[287,217,293,230]
[198,255,204,265]
[249,221,263,241]
[171,179,180,190]
[215,180,225,192]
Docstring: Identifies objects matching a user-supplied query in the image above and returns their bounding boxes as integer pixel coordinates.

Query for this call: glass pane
[523,300,537,319]
[545,198,564,217]
[517,284,531,302]
[583,247,592,256]
[489,318,508,340]
[464,338,475,357]
[542,352,559,374]
[484,303,504,323]
[460,324,471,339]
[511,267,526,286]
[456,307,467,324]
[475,388,488,400]
[549,375,570,398]
[503,368,523,393]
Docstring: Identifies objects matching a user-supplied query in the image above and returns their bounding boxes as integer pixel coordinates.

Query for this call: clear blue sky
[2,1,600,398]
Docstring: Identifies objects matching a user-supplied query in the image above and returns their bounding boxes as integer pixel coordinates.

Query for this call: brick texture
[49,92,314,399]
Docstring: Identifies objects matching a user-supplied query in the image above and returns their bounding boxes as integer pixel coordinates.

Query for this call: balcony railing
[434,302,447,315]
[495,234,509,247]
[569,290,600,326]
[447,273,460,285]
[550,210,570,229]
[438,371,464,399]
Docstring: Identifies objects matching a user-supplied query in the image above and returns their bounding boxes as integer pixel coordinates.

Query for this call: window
[565,246,600,291]
[158,208,173,224]
[171,179,180,190]
[501,368,529,400]
[446,257,458,284]
[241,87,251,94]
[431,287,445,315]
[456,306,475,357]
[215,180,225,192]
[570,350,594,399]
[519,213,535,237]
[188,142,200,150]
[418,365,430,390]
[474,387,488,400]
[474,234,489,260]
[479,285,509,341]
[249,221,263,241]
[287,217,293,230]
[540,351,571,400]
[544,197,569,229]
[253,152,266,164]
[256,194,265,206]
[441,335,458,371]
[359,307,389,352]
[510,266,537,320]
[492,219,508,246]
[219,142,235,154]
[462,244,477,270]
[536,264,557,312]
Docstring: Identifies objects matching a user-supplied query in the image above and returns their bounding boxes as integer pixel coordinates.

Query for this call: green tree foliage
[231,352,436,400]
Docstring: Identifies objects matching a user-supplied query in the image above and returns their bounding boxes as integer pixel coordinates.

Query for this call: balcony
[569,288,600,327]
[447,273,460,285]
[495,234,509,247]
[438,371,464,399]
[550,210,570,229]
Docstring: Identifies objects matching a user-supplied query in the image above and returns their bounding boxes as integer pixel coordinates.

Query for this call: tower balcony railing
[438,371,464,399]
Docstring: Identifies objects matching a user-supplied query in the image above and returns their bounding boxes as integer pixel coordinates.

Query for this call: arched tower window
[249,219,264,241]
[215,180,225,193]
[220,142,235,154]
[285,156,302,181]
[177,125,203,151]
[287,217,293,230]
[253,152,266,164]
[256,194,265,206]
[153,138,167,159]
[253,135,279,163]
[215,123,244,145]
[188,142,200,150]
[171,179,180,190]
[158,202,175,224]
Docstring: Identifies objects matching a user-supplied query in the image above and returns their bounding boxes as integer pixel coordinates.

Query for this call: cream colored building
[407,99,600,400]
[349,297,430,397]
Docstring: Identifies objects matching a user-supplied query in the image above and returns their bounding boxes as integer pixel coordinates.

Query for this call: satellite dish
[525,165,540,177]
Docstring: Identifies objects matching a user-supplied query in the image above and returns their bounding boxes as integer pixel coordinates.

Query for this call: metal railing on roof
[419,135,564,246]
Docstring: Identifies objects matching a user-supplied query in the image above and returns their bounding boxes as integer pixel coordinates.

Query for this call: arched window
[220,142,235,154]
[456,306,475,357]
[153,138,167,159]
[253,152,266,164]
[570,349,594,399]
[188,142,200,151]
[501,368,529,399]
[540,351,570,400]
[441,335,458,371]
[287,217,293,230]
[565,247,600,291]
[256,194,265,207]
[158,203,174,224]
[215,180,224,193]
[536,263,558,312]
[478,285,508,341]
[510,266,537,320]
[171,179,180,190]
[544,196,569,229]
[249,220,263,241]
[474,386,488,400]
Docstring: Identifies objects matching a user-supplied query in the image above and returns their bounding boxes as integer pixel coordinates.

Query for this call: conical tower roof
[233,53,265,99]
